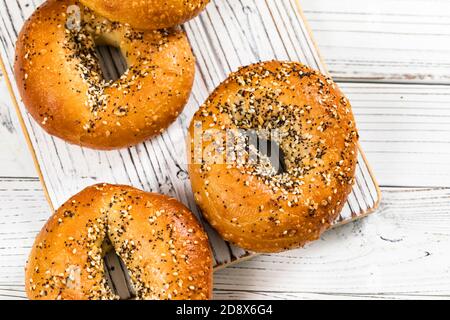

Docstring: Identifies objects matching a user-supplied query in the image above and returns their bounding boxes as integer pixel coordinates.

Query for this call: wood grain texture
[0,0,380,268]
[343,83,450,187]
[0,178,49,299]
[0,0,448,301]
[0,73,35,178]
[1,0,447,84]
[0,178,448,299]
[302,0,450,83]
[1,0,448,186]
[3,75,450,189]
[215,187,450,299]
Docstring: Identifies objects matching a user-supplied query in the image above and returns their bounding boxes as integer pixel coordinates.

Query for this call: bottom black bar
[0,299,447,318]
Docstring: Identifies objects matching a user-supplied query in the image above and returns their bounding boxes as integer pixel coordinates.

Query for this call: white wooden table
[1,0,450,299]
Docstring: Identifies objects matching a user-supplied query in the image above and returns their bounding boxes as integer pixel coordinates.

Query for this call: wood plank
[0,0,447,301]
[0,178,448,299]
[0,73,35,177]
[0,1,447,187]
[342,83,450,187]
[215,187,450,297]
[0,0,380,268]
[302,0,450,83]
[3,73,450,188]
[0,178,49,290]
[214,290,450,300]
[1,0,447,84]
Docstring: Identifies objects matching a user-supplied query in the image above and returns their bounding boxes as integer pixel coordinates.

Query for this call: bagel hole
[95,45,128,82]
[103,243,136,300]
[248,133,287,174]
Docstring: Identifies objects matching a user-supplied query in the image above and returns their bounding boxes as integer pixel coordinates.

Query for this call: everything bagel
[188,61,359,253]
[14,0,195,149]
[26,184,213,300]
[80,0,210,30]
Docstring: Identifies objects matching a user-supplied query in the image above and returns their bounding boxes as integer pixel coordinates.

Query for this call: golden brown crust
[79,0,210,30]
[187,61,359,253]
[14,0,195,150]
[26,184,213,300]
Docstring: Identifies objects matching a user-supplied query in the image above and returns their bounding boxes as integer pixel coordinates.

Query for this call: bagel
[188,61,359,253]
[26,184,213,300]
[14,0,195,149]
[79,0,210,30]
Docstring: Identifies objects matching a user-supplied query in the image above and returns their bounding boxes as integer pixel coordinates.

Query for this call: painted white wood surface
[302,0,450,83]
[215,187,450,299]
[1,178,449,300]
[0,0,379,268]
[0,178,49,300]
[1,0,449,186]
[3,72,450,189]
[0,0,450,300]
[1,0,449,187]
[343,83,450,187]
[0,74,35,178]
